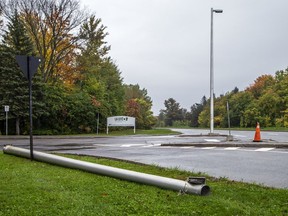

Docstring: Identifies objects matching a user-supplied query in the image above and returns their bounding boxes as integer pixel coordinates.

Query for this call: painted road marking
[225,147,241,150]
[202,147,216,150]
[204,139,220,142]
[121,144,146,147]
[255,148,275,152]
[120,145,284,154]
[233,134,246,138]
[142,144,162,148]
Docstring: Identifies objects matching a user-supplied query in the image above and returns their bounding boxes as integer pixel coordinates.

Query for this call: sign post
[227,101,231,136]
[96,112,99,135]
[226,101,233,141]
[4,105,9,135]
[16,55,41,160]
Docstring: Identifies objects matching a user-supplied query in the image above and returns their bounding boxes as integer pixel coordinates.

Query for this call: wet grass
[0,152,287,215]
[106,128,181,136]
[28,128,180,137]
[46,128,181,137]
[168,126,288,132]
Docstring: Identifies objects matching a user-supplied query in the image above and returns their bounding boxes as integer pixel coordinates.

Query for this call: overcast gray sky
[81,0,288,115]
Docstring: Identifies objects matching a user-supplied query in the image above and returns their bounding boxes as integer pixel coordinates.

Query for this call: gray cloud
[81,0,288,114]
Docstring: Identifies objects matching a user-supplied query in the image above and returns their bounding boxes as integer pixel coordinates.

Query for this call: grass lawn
[106,128,181,136]
[0,152,287,216]
[35,128,181,137]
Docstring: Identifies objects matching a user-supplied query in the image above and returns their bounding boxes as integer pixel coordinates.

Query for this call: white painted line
[204,139,220,142]
[152,144,162,147]
[121,144,146,147]
[202,147,216,150]
[142,145,153,148]
[238,148,288,154]
[148,141,163,144]
[142,143,162,148]
[225,147,240,150]
[255,148,275,152]
[233,134,246,138]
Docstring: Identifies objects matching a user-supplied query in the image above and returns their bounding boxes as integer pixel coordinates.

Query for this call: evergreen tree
[0,10,44,135]
[78,15,111,66]
[98,60,125,115]
[162,98,183,126]
[187,96,207,127]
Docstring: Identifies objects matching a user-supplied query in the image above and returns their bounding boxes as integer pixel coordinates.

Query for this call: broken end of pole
[185,177,211,196]
[200,185,211,196]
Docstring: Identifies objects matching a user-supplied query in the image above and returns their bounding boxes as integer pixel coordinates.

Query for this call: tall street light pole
[210,8,223,134]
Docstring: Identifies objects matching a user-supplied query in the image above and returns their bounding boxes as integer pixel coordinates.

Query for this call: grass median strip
[0,152,287,215]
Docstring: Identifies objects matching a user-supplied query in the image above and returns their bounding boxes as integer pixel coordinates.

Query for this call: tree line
[0,0,156,135]
[159,69,288,128]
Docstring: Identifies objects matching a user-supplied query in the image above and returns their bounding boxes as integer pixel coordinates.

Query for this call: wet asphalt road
[1,129,288,189]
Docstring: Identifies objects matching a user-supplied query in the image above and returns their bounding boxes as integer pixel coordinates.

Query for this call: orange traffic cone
[253,122,262,142]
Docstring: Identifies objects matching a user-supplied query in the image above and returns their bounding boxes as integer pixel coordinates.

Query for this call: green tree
[156,110,165,127]
[188,96,207,127]
[162,98,184,126]
[124,84,156,129]
[40,85,101,134]
[228,91,254,127]
[97,60,125,116]
[78,15,110,66]
[198,106,210,127]
[0,10,44,134]
[258,89,281,123]
[77,15,111,91]
[242,103,261,127]
[77,16,125,120]
[214,99,227,128]
[39,84,68,134]
[231,86,239,94]
[124,84,152,103]
[274,68,288,127]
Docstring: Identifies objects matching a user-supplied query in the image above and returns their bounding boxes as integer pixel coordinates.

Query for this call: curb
[0,135,108,140]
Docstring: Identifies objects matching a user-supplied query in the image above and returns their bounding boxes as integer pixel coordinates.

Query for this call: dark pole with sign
[16,55,41,160]
[27,56,34,160]
[6,109,8,135]
[4,106,9,135]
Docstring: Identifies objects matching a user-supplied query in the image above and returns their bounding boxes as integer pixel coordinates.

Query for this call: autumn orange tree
[245,75,275,98]
[2,0,86,84]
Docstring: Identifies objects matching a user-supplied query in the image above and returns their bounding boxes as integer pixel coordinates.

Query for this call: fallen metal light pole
[3,145,210,196]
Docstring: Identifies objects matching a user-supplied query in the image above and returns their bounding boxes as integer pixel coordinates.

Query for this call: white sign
[107,116,135,134]
[4,106,9,112]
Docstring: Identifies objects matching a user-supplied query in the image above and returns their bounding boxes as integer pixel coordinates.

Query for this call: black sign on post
[16,55,41,160]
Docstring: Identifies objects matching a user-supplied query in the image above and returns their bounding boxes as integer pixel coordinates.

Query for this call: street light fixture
[210,8,223,134]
